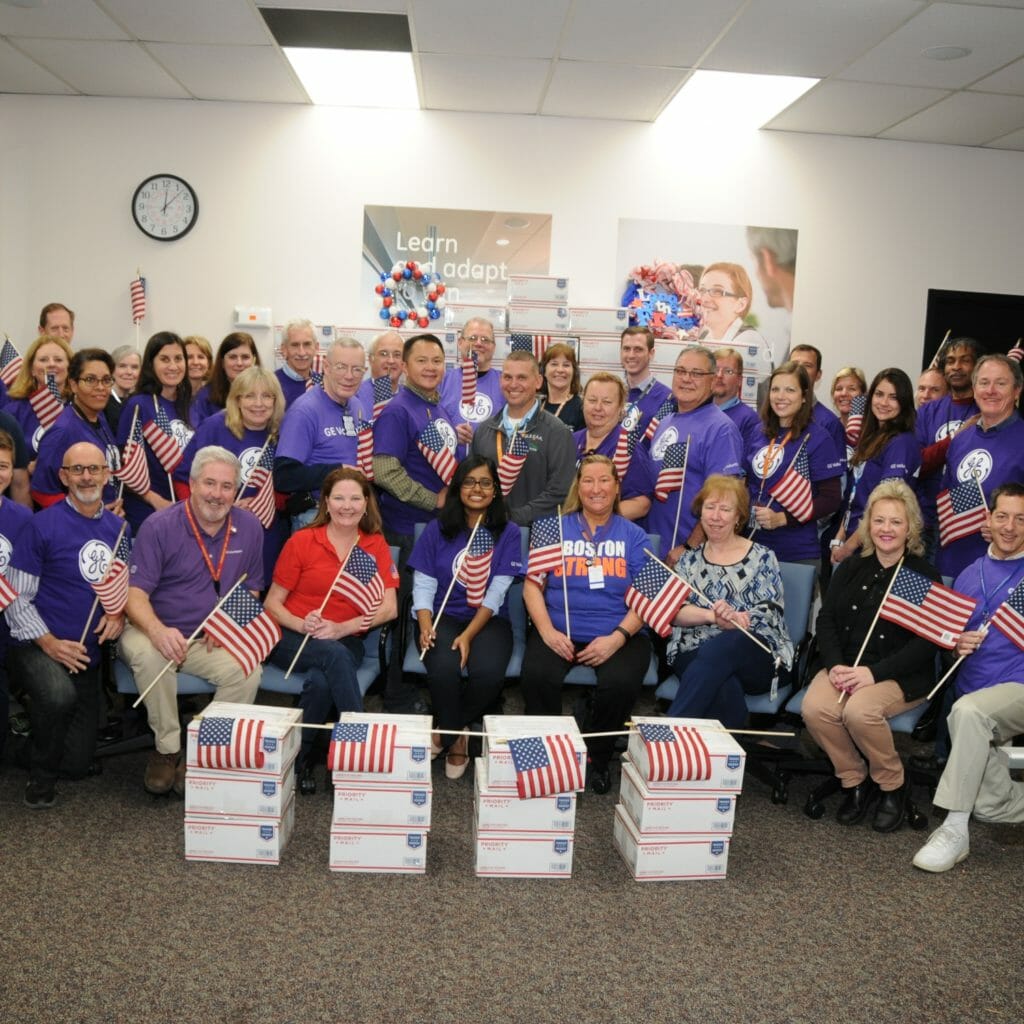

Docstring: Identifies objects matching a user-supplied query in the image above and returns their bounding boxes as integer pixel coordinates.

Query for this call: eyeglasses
[462,334,495,345]
[697,286,740,299]
[326,363,366,377]
[673,367,714,379]
[716,368,740,377]
[461,478,495,491]
[62,464,106,476]
[76,375,115,388]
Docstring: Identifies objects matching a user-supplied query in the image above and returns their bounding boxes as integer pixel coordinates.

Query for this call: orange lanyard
[183,500,233,594]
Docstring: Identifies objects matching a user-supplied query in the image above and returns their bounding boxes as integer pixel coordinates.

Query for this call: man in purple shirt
[439,317,504,449]
[121,446,265,796]
[355,330,404,416]
[712,346,763,455]
[274,318,320,407]
[619,326,672,438]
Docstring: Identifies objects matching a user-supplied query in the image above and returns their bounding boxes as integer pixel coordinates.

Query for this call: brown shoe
[144,750,179,795]
[173,754,187,797]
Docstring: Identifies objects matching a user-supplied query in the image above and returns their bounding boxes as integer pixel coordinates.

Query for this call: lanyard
[578,514,608,566]
[979,559,1024,619]
[183,500,233,595]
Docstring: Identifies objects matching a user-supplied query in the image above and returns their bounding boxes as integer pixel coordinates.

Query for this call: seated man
[5,441,126,809]
[121,445,265,796]
[913,483,1024,872]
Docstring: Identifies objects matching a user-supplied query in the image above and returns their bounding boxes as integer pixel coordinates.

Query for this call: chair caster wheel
[907,804,929,831]
[804,795,826,820]
[771,783,788,805]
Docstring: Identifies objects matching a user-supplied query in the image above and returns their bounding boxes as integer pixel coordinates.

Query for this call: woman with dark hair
[829,368,920,566]
[116,332,194,530]
[409,455,522,779]
[540,342,585,430]
[747,361,843,571]
[4,333,73,465]
[265,467,399,793]
[190,332,260,426]
[32,348,122,509]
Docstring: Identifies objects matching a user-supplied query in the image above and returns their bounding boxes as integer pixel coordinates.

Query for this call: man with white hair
[275,318,320,407]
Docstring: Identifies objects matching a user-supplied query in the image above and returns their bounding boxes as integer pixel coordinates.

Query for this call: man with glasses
[712,347,762,454]
[6,441,127,808]
[440,317,505,447]
[274,318,321,407]
[356,329,405,416]
[645,347,744,563]
[619,326,672,438]
[274,337,370,529]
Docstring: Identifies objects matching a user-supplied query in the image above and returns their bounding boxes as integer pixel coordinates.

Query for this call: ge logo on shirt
[935,419,963,442]
[621,406,640,433]
[651,425,679,461]
[751,445,784,479]
[957,449,992,485]
[0,535,11,573]
[435,420,458,452]
[460,394,493,423]
[79,540,113,584]
[450,547,471,585]
[169,419,194,449]
[239,446,261,481]
[32,425,46,453]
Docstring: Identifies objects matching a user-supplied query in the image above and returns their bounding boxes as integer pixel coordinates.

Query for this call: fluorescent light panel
[284,47,418,108]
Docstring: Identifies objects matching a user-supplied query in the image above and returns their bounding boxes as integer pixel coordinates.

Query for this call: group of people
[2,302,1021,875]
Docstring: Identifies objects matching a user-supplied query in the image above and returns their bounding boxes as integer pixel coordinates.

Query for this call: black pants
[519,629,651,769]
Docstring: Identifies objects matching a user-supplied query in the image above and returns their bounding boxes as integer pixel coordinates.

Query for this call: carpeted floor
[2,687,1021,1024]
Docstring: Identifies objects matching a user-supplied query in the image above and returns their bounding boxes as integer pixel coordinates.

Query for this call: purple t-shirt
[644,402,744,557]
[842,431,920,537]
[952,553,1024,695]
[11,500,129,665]
[408,519,522,622]
[573,425,655,502]
[811,400,847,473]
[374,387,459,536]
[275,367,308,408]
[0,497,33,650]
[915,395,980,527]
[720,398,764,457]
[355,375,398,418]
[189,384,220,427]
[621,377,672,439]
[747,426,844,562]
[32,403,122,504]
[439,365,504,431]
[4,396,62,460]
[128,500,264,635]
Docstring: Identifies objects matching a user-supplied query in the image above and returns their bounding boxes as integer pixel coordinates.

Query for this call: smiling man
[355,329,404,417]
[275,318,320,407]
[619,326,672,438]
[440,317,505,444]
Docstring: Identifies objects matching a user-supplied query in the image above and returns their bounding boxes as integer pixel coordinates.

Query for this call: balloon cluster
[374,260,447,328]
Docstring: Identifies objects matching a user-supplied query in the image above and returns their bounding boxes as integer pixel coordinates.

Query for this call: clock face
[132,174,198,241]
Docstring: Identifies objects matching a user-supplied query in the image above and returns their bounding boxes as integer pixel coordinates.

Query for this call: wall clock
[131,173,198,241]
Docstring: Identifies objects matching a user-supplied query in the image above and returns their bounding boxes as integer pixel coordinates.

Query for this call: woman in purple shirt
[190,332,260,426]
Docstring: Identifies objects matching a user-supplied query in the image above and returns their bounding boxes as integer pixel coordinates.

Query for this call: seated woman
[666,474,793,727]
[520,454,651,794]
[264,467,399,794]
[409,456,522,780]
[575,371,654,522]
[540,343,585,430]
[802,479,940,832]
[190,332,260,426]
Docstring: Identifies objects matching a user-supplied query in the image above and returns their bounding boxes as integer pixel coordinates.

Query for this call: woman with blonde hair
[4,334,73,463]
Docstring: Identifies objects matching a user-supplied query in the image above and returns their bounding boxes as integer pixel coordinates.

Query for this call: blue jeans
[668,631,774,728]
[8,644,100,785]
[269,627,364,760]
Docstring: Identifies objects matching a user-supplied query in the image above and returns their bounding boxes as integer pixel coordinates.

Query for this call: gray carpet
[2,690,1021,1024]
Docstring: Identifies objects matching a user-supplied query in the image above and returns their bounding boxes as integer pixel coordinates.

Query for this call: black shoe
[297,762,317,796]
[59,759,104,780]
[835,781,875,825]
[872,785,906,833]
[589,766,611,795]
[24,780,56,810]
[909,754,947,773]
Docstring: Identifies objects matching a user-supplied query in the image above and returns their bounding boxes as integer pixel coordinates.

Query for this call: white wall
[2,93,1022,385]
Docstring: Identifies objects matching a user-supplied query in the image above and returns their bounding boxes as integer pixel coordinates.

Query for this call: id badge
[342,415,355,435]
[588,564,605,590]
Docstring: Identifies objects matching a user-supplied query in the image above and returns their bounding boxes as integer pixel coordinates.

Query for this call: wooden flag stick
[558,504,571,643]
[284,546,356,678]
[929,329,952,369]
[133,573,248,707]
[419,514,484,660]
[235,434,272,504]
[669,433,691,553]
[926,623,989,702]
[78,520,129,645]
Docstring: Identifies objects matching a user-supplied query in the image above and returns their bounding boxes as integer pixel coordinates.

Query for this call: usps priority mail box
[474,759,576,833]
[185,702,301,776]
[613,804,729,882]
[507,274,569,305]
[482,715,586,792]
[626,716,745,793]
[506,303,571,333]
[443,302,508,331]
[329,828,428,874]
[330,712,432,785]
[332,781,432,830]
[473,813,574,879]
[619,758,737,835]
[185,760,295,820]
[184,794,295,865]
[568,307,629,333]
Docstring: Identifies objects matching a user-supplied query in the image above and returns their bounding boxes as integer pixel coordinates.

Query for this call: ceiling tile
[560,0,744,67]
[147,44,307,103]
[705,0,925,77]
[411,0,570,58]
[839,2,1024,88]
[879,90,1024,144]
[985,127,1024,149]
[0,0,127,39]
[419,53,550,114]
[0,39,77,94]
[970,55,1024,94]
[543,61,687,121]
[14,39,189,98]
[101,0,271,45]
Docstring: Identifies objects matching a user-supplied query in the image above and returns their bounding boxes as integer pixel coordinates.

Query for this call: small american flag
[115,411,151,495]
[458,526,494,608]
[611,426,639,481]
[328,721,396,773]
[638,723,712,782]
[333,545,385,624]
[0,572,18,612]
[625,555,693,637]
[196,716,265,770]
[878,566,977,649]
[937,477,988,547]
[497,429,530,495]
[990,584,1024,651]
[845,394,866,446]
[769,441,814,523]
[29,373,63,431]
[526,515,564,585]
[417,419,457,485]
[244,442,277,529]
[654,440,688,502]
[92,530,132,616]
[460,351,478,407]
[0,337,23,387]
[509,333,552,361]
[644,396,677,441]
[130,275,147,324]
[142,401,184,473]
[305,350,324,391]
[371,375,395,419]
[356,420,374,481]
[507,733,584,799]
[204,588,282,677]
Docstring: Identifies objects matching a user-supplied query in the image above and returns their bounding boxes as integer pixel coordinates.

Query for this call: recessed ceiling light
[495,238,510,247]
[923,45,972,61]
[284,47,418,108]
[503,217,530,230]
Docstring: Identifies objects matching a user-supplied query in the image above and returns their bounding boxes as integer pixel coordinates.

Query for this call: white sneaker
[912,823,970,873]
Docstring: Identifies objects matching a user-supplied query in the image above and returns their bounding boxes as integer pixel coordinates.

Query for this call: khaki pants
[119,624,261,754]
